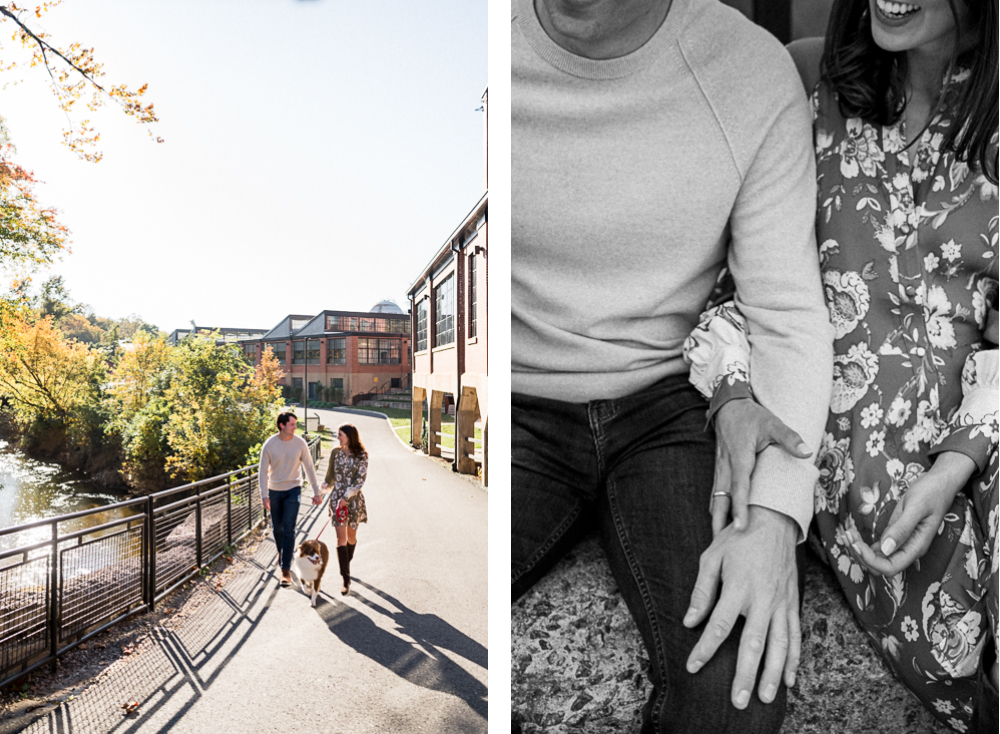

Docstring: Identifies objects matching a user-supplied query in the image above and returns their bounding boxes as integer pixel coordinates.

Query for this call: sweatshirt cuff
[748,445,817,543]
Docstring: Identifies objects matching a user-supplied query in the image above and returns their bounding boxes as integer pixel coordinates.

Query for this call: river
[0,440,141,553]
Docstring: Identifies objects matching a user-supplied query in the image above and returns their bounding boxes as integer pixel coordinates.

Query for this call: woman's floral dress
[684,71,998,732]
[324,447,368,528]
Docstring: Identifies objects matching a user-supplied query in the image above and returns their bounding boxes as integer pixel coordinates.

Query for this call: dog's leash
[314,502,348,541]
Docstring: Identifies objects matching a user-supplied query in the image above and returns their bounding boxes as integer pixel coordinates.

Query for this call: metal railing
[0,436,321,691]
[353,374,411,405]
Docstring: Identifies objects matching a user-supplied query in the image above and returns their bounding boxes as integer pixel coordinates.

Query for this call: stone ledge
[512,532,949,734]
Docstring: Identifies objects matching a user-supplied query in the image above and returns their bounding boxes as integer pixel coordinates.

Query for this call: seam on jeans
[588,402,611,474]
[512,503,583,584]
[605,474,671,732]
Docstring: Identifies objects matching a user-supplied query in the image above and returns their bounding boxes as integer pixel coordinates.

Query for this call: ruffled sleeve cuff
[683,302,754,420]
[930,348,999,472]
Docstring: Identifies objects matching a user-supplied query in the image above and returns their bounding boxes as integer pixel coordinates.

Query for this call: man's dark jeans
[512,375,787,734]
[269,486,301,571]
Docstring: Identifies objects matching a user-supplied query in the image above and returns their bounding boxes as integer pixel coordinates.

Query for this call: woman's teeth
[876,0,920,18]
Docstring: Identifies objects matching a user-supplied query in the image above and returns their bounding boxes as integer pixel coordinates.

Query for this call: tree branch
[0,5,110,96]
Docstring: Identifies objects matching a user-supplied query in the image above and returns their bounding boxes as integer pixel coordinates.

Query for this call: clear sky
[2,0,487,334]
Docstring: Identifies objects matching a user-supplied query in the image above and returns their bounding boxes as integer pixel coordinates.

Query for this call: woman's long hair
[339,424,368,458]
[821,0,998,183]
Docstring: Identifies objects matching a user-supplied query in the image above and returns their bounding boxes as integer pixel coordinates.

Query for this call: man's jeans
[512,375,787,734]
[269,486,301,571]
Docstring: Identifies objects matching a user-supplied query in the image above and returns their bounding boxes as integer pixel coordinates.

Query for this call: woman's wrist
[927,450,976,494]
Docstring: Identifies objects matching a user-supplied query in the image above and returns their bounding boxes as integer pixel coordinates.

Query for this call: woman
[685,0,997,729]
[322,423,369,595]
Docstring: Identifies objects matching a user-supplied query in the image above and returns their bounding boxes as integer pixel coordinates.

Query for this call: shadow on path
[315,579,488,721]
[22,515,290,734]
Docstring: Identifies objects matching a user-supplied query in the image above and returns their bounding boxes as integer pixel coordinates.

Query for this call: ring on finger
[712,491,731,498]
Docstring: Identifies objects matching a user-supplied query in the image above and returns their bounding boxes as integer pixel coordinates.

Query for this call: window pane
[327,338,346,364]
[469,254,477,338]
[416,300,428,352]
[434,275,454,347]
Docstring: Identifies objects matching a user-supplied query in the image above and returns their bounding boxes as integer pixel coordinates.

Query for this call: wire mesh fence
[0,436,321,691]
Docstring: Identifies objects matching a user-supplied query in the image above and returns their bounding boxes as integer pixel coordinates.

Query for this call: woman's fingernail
[789,672,796,688]
[796,441,810,454]
[880,538,897,556]
[687,659,703,674]
[735,690,750,708]
[851,542,863,556]
[683,607,697,625]
[763,684,777,702]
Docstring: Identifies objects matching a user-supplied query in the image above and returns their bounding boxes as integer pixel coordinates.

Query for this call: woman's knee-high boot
[347,542,356,562]
[336,545,351,595]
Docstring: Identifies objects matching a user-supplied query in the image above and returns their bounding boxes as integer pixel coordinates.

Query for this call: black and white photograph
[510,0,998,732]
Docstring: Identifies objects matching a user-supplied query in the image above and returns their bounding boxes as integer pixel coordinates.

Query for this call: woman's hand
[712,399,811,535]
[848,451,976,576]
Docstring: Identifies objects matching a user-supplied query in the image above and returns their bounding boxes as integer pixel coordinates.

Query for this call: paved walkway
[24,410,487,734]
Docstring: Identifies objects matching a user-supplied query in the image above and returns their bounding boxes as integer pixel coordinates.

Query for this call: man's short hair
[276,412,296,429]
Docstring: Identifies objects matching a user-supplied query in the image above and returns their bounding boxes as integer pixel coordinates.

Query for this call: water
[0,440,141,554]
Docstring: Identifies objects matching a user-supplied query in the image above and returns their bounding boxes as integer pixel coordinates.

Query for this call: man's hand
[684,506,800,708]
[848,451,974,576]
[262,497,270,512]
[712,399,811,535]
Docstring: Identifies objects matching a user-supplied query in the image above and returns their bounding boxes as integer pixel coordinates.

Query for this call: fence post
[195,492,203,570]
[147,496,157,611]
[227,476,233,548]
[48,521,58,673]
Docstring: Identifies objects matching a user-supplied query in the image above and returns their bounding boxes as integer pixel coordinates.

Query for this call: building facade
[241,303,411,404]
[408,181,488,484]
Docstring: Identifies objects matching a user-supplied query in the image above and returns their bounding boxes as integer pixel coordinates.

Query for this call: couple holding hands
[259,412,369,596]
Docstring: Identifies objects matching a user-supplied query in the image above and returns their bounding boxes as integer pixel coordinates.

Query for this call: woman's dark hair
[821,0,998,184]
[339,424,367,457]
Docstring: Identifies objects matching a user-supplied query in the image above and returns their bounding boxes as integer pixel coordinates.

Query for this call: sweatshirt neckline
[514,0,689,80]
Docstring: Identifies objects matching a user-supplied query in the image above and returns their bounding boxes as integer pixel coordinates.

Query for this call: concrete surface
[512,532,949,734]
[21,410,488,734]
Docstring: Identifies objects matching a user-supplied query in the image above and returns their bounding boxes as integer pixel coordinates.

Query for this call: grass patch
[298,405,480,453]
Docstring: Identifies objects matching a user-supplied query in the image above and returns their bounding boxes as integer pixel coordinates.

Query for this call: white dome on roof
[370,299,404,314]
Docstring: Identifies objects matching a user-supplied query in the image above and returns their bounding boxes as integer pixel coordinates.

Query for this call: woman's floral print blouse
[684,70,998,732]
[323,446,368,502]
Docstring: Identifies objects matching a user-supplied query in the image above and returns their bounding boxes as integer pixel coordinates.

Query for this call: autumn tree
[0,2,160,162]
[104,331,171,490]
[0,307,104,449]
[163,336,283,484]
[0,2,160,299]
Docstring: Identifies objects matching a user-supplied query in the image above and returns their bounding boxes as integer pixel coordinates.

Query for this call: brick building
[408,88,488,485]
[241,302,411,404]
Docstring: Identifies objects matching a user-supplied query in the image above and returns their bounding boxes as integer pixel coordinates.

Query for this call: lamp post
[303,336,310,438]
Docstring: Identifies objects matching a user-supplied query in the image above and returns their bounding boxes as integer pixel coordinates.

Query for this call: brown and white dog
[290,539,329,607]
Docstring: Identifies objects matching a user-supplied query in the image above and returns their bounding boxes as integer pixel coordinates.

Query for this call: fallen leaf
[78,643,88,651]
[121,701,140,715]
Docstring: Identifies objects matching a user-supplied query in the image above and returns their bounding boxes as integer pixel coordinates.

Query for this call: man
[511,0,834,731]
[259,412,323,586]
